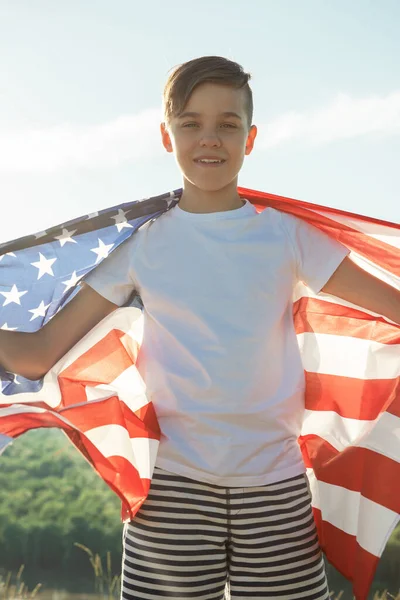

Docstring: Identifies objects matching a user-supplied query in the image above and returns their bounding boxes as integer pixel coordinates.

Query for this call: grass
[74,543,121,600]
[1,552,399,600]
[0,566,41,600]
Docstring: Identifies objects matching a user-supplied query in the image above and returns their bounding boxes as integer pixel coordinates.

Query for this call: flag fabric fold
[0,187,399,600]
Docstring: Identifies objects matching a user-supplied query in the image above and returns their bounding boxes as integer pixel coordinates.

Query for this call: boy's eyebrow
[177,111,242,120]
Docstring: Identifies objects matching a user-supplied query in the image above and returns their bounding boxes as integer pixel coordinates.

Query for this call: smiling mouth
[194,159,226,167]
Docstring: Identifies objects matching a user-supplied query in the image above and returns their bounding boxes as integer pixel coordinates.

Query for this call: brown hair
[163,56,253,129]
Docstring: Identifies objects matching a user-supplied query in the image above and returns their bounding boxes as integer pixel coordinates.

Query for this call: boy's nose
[200,133,222,147]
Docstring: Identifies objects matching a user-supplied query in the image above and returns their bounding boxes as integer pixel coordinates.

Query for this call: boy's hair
[163,56,253,129]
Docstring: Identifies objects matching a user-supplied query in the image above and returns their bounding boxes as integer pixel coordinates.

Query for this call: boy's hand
[322,256,400,325]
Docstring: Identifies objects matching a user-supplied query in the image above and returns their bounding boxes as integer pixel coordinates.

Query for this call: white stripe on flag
[54,306,143,371]
[302,410,400,461]
[307,469,399,557]
[293,283,397,317]
[358,411,400,462]
[310,210,400,249]
[0,371,61,407]
[84,423,159,479]
[85,364,150,413]
[301,410,372,449]
[298,332,400,379]
[0,307,145,408]
[0,404,74,427]
[129,437,159,479]
[0,405,47,416]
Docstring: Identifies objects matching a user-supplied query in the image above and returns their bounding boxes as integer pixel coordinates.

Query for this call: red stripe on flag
[127,401,161,438]
[239,187,400,229]
[313,507,379,600]
[294,297,400,344]
[0,408,153,520]
[0,410,74,438]
[300,435,400,513]
[304,372,399,420]
[58,329,138,408]
[64,430,149,520]
[240,188,400,276]
[60,395,160,439]
[386,382,400,418]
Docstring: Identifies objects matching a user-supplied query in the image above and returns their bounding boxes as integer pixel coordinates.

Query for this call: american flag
[0,187,399,600]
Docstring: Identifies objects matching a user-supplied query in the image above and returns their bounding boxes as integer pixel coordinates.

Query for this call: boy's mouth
[194,158,226,167]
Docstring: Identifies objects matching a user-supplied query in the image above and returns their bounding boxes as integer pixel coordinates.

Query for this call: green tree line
[0,429,399,596]
[0,429,122,589]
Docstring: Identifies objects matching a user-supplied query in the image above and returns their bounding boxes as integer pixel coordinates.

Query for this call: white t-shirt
[85,200,349,487]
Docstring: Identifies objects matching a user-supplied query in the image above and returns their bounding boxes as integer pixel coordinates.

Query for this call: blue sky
[1,0,399,243]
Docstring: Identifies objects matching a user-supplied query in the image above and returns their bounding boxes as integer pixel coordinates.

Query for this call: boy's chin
[184,175,237,193]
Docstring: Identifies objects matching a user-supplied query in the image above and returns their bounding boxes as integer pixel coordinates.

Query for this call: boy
[1,56,399,599]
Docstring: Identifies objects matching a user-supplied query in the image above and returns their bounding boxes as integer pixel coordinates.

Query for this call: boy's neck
[178,181,244,214]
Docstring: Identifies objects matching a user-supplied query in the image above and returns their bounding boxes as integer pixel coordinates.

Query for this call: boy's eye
[182,123,237,129]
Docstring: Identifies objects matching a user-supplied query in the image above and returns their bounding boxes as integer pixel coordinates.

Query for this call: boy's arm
[0,283,117,381]
[322,256,400,325]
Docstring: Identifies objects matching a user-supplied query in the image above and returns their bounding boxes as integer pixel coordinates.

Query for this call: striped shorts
[121,467,329,600]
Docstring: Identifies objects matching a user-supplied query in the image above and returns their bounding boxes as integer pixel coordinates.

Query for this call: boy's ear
[160,122,173,153]
[245,125,258,156]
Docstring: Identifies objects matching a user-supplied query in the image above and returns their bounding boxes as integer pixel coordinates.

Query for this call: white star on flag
[0,323,18,331]
[90,239,114,264]
[62,271,82,292]
[0,284,28,307]
[111,209,133,232]
[31,253,57,279]
[0,253,16,262]
[28,300,51,322]
[54,228,77,247]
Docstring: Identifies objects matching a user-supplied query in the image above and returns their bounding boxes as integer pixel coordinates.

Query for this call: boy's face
[161,83,257,193]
